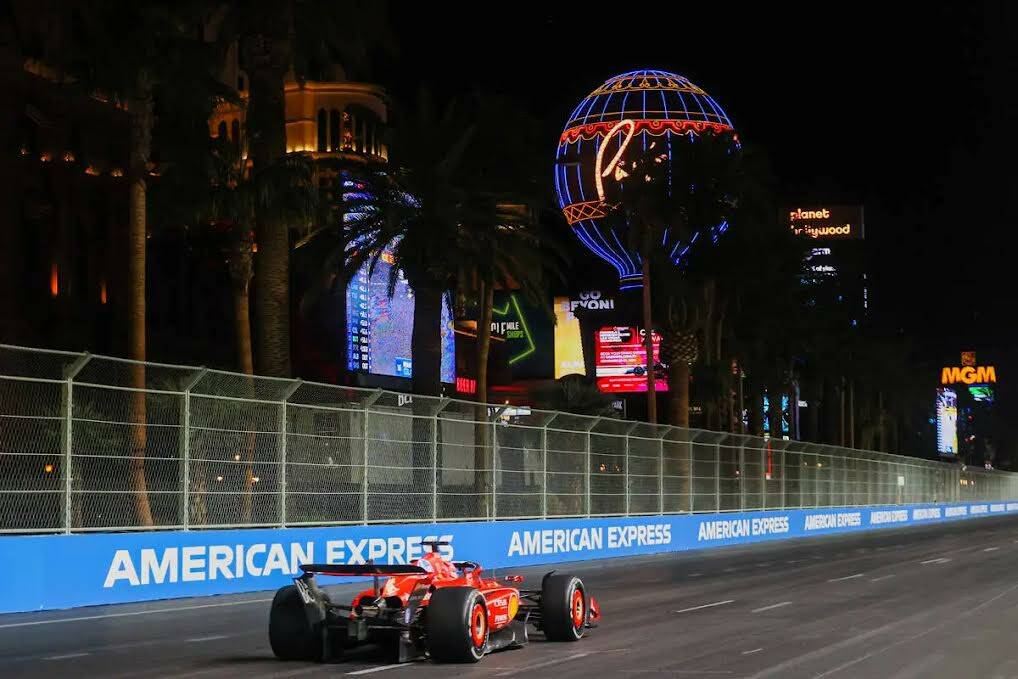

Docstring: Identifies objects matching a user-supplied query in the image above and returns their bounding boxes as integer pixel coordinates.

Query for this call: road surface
[3,516,1018,678]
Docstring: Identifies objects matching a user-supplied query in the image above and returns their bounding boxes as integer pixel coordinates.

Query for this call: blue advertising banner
[2,501,1016,614]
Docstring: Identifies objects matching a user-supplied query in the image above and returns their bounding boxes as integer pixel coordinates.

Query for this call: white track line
[347,664,411,675]
[494,653,590,677]
[752,601,792,613]
[0,598,270,629]
[870,574,896,582]
[920,557,951,565]
[828,573,864,582]
[984,546,1000,552]
[186,634,230,643]
[742,648,764,655]
[44,652,90,660]
[674,600,734,614]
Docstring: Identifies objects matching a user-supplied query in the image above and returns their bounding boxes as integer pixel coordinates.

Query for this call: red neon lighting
[559,119,733,145]
[456,377,477,395]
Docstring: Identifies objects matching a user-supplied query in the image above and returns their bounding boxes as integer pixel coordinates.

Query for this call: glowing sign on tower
[555,70,736,289]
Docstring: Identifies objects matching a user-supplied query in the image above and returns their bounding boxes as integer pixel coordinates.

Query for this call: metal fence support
[780,449,786,509]
[739,443,746,511]
[584,418,601,518]
[541,413,557,520]
[658,437,665,515]
[179,368,207,530]
[623,422,638,517]
[61,353,91,534]
[361,390,384,524]
[715,443,721,513]
[277,380,302,528]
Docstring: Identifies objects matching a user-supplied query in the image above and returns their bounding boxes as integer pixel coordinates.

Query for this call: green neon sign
[491,294,536,365]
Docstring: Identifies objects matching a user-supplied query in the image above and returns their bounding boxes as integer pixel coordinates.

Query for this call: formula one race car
[269,541,600,664]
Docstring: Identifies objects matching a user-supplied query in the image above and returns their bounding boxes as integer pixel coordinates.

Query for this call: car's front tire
[541,574,587,641]
[269,585,323,661]
[426,587,487,663]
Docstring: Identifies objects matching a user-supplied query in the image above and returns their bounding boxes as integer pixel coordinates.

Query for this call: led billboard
[346,250,455,382]
[594,326,668,393]
[936,387,958,456]
[491,292,553,379]
[553,291,617,379]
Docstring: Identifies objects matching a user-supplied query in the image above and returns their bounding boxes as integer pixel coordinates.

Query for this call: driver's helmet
[414,549,459,578]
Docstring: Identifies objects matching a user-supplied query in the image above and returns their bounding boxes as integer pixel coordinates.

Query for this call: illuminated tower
[555,70,735,289]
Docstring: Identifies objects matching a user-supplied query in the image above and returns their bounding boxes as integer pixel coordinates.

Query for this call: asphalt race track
[4,517,1018,678]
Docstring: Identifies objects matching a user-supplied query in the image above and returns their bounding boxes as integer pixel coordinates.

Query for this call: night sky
[374,2,1017,366]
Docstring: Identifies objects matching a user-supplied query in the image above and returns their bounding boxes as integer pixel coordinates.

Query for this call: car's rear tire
[269,585,323,661]
[541,574,587,641]
[426,587,487,663]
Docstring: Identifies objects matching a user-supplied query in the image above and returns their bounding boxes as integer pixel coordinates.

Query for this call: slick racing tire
[269,585,323,661]
[427,587,487,663]
[541,574,587,641]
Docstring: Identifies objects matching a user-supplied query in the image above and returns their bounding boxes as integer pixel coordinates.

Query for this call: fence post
[277,380,302,528]
[585,418,601,518]
[492,407,505,521]
[361,390,384,525]
[623,422,638,516]
[739,443,746,511]
[430,401,447,524]
[542,413,557,520]
[180,368,207,530]
[715,442,721,512]
[432,414,439,522]
[658,435,665,515]
[61,353,91,534]
[780,448,786,509]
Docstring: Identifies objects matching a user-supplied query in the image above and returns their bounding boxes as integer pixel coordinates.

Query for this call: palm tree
[218,0,392,378]
[342,93,474,395]
[613,130,743,426]
[49,2,212,525]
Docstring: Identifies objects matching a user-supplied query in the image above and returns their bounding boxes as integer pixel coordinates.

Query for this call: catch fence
[1,344,1014,533]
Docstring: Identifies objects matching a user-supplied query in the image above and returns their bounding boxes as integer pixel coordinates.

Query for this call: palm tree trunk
[668,361,690,428]
[410,284,443,396]
[476,281,494,406]
[234,286,255,375]
[233,282,257,523]
[243,17,292,378]
[128,80,153,527]
[641,257,657,423]
[411,283,444,510]
[474,281,494,517]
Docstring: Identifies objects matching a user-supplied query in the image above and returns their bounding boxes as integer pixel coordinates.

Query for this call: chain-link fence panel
[6,345,1018,532]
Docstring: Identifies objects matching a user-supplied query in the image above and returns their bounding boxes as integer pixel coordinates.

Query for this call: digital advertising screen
[553,296,585,378]
[346,250,455,383]
[935,387,958,456]
[553,291,618,379]
[594,326,668,393]
[491,292,553,380]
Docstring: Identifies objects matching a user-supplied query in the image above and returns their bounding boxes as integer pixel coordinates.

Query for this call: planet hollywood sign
[787,206,864,240]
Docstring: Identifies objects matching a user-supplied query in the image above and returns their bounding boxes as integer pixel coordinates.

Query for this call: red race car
[269,540,600,664]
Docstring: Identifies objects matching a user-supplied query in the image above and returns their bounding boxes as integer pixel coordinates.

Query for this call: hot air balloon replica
[554,69,736,289]
[554,70,738,422]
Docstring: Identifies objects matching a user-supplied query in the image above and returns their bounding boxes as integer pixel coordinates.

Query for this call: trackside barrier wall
[2,500,1016,613]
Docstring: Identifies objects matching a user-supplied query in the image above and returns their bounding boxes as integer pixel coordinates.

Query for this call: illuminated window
[317,109,327,151]
[329,109,341,152]
[50,263,59,297]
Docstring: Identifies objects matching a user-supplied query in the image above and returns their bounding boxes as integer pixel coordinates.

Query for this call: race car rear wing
[299,563,427,577]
